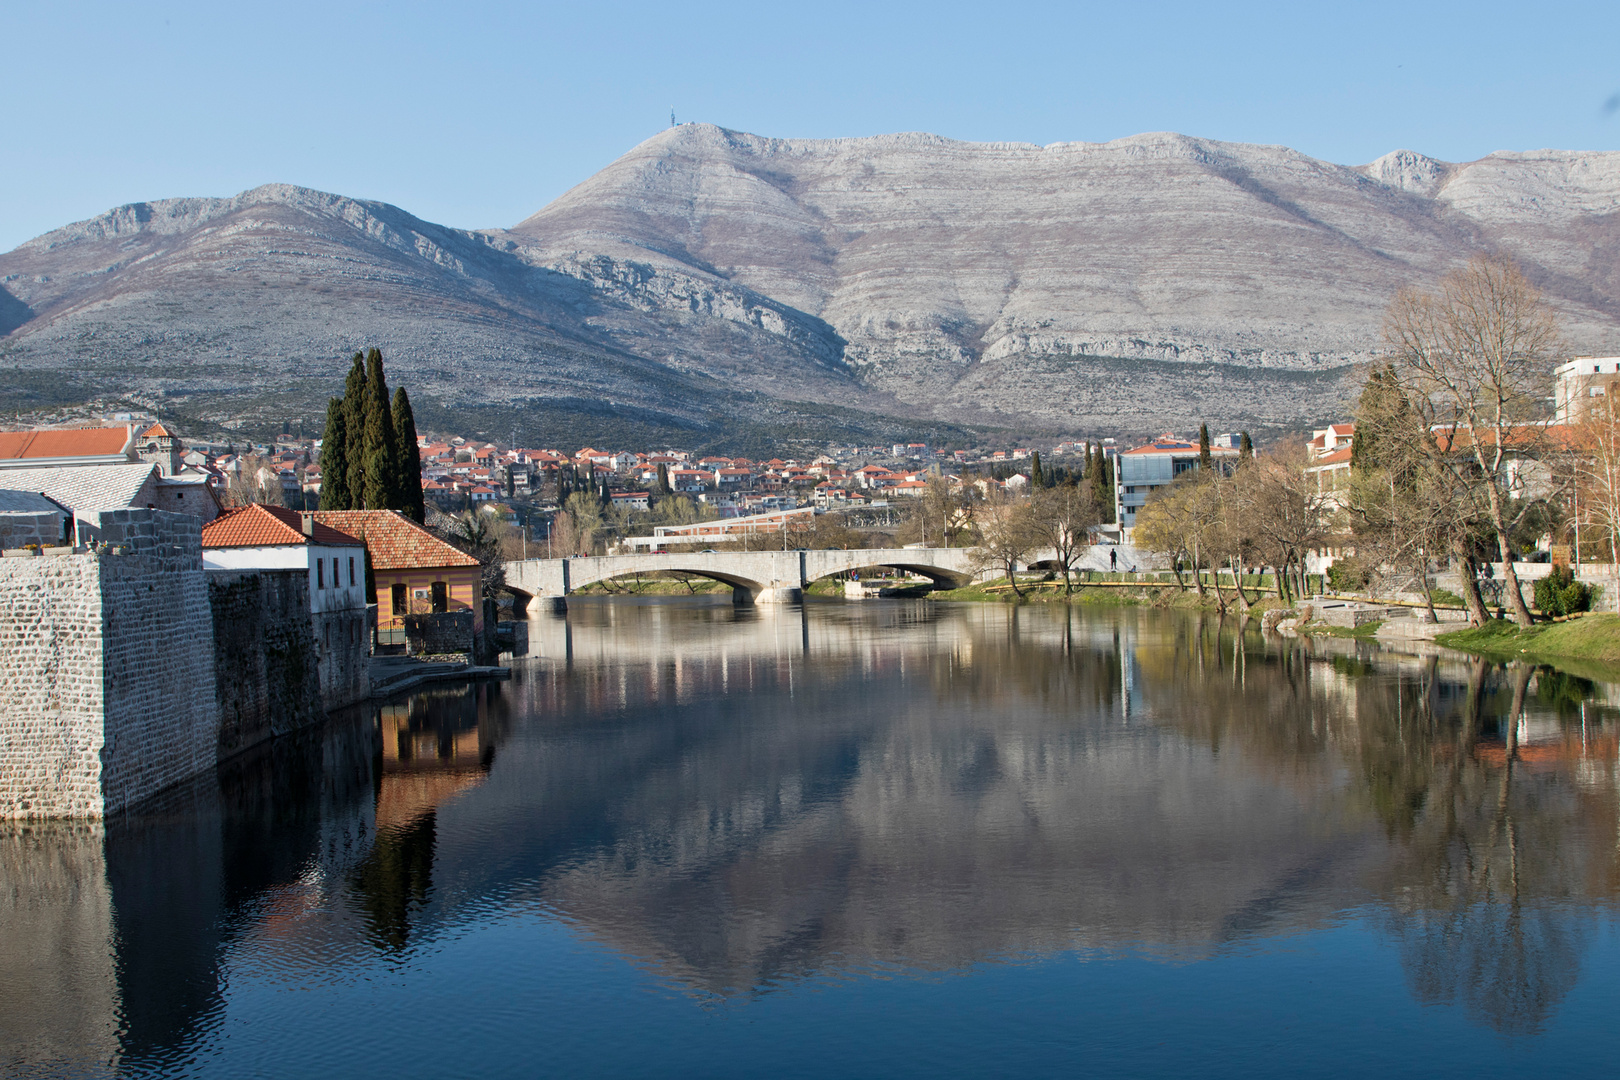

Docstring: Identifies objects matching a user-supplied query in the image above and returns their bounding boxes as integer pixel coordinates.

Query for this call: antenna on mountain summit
[670,108,676,128]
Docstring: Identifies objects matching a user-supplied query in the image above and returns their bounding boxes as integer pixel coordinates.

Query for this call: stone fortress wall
[209,570,324,759]
[0,509,367,819]
[312,605,370,710]
[0,510,218,818]
[0,510,70,550]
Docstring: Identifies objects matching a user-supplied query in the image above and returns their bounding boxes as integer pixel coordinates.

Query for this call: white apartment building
[1554,356,1620,422]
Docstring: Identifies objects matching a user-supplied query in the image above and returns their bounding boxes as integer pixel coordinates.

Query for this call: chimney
[301,512,315,537]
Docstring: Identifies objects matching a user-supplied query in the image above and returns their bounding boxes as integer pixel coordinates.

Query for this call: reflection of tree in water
[1371,660,1602,1036]
[1146,626,1617,1035]
[350,812,438,952]
[345,683,508,952]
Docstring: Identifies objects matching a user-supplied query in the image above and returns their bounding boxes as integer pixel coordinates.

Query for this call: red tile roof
[202,504,364,548]
[312,510,479,570]
[0,426,131,461]
[141,422,175,439]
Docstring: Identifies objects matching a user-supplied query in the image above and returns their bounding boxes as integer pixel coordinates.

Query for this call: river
[5,598,1620,1077]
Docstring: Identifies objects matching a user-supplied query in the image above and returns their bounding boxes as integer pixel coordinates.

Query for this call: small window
[431,581,448,613]
[1597,365,1602,373]
[333,557,340,588]
[391,583,408,614]
[316,560,325,589]
[349,557,356,586]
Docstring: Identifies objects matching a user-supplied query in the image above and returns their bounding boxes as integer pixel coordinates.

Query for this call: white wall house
[200,505,367,615]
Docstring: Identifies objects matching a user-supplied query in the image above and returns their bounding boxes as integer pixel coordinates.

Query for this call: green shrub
[1326,562,1368,593]
[1532,565,1593,616]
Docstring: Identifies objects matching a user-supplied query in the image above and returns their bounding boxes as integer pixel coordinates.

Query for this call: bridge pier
[754,586,803,604]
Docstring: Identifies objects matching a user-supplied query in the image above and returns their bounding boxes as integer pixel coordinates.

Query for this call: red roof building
[312,510,484,633]
[0,426,135,464]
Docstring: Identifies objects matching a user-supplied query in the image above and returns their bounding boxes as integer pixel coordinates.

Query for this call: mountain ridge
[4,126,1619,443]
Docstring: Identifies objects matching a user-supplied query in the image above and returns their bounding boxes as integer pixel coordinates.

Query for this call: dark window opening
[349,557,356,586]
[316,560,325,589]
[391,582,407,615]
[431,581,448,613]
[333,558,340,589]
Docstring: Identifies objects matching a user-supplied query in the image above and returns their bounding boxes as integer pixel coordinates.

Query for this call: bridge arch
[804,559,972,590]
[565,562,766,596]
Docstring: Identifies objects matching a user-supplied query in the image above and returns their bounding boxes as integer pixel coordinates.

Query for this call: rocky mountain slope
[4,126,1619,443]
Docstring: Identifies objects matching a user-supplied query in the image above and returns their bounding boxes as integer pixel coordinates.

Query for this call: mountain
[4,126,1620,444]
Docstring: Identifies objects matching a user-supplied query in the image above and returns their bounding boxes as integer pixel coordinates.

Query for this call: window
[349,557,356,586]
[391,582,407,615]
[431,581,448,613]
[316,560,325,589]
[333,558,340,589]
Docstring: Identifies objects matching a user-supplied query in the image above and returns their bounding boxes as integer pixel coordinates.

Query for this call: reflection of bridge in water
[504,547,1032,610]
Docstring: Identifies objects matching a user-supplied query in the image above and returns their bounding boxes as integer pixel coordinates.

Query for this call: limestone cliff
[4,127,1620,438]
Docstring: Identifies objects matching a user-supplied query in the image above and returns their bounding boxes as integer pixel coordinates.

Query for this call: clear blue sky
[6,0,1619,252]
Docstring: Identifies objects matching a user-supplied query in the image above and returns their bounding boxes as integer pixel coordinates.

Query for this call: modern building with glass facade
[1115,437,1239,536]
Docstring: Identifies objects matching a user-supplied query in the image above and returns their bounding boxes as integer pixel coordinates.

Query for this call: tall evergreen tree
[1239,431,1254,461]
[362,348,399,510]
[654,463,670,498]
[318,397,352,510]
[342,353,368,509]
[1198,423,1212,470]
[392,385,425,522]
[1030,451,1045,489]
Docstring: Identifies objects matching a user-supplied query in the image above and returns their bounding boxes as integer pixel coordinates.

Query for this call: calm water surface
[5,599,1620,1077]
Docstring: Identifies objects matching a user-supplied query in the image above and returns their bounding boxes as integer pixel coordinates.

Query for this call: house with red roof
[313,510,484,637]
[201,504,370,708]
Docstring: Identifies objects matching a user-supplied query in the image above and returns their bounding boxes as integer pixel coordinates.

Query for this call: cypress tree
[655,463,670,498]
[1198,423,1212,470]
[342,353,368,509]
[1030,451,1045,489]
[318,398,352,510]
[1239,431,1254,460]
[392,386,425,522]
[362,348,399,510]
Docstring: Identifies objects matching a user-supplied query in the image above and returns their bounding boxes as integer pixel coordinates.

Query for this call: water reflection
[4,600,1620,1074]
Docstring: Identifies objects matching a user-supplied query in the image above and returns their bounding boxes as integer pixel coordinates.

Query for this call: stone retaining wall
[404,611,474,655]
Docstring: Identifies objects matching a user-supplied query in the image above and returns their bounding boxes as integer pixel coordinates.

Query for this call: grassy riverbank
[926,579,1281,613]
[1436,615,1620,666]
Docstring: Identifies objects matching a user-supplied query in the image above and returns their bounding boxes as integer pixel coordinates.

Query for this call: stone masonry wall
[0,552,110,817]
[89,511,219,815]
[0,511,68,550]
[0,510,219,818]
[403,611,474,655]
[314,606,370,710]
[209,570,323,760]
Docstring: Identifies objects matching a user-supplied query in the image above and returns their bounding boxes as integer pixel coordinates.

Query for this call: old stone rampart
[0,510,69,549]
[209,570,324,759]
[0,510,218,818]
[315,606,371,710]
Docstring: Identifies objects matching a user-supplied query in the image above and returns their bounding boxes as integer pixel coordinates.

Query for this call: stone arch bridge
[505,547,1032,611]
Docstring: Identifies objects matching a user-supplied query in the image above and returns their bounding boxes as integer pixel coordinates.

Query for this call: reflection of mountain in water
[5,602,1620,1074]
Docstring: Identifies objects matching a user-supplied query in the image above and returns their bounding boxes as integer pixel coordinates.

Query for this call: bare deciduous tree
[1383,254,1562,626]
[1029,483,1099,593]
[971,494,1041,598]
